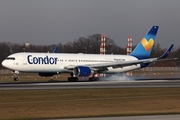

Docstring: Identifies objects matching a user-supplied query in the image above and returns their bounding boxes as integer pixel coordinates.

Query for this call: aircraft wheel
[89,77,99,81]
[95,77,99,81]
[89,78,93,81]
[74,77,78,82]
[68,77,78,82]
[14,77,19,81]
[68,77,73,82]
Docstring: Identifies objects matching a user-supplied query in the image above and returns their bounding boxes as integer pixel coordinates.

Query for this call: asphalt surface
[55,115,180,120]
[1,79,180,90]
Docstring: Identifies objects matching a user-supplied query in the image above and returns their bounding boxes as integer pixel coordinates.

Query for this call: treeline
[0,34,179,69]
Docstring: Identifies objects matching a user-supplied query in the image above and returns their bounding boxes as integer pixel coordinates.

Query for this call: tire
[68,77,78,82]
[14,77,19,81]
[95,77,99,81]
[89,78,92,81]
[68,77,72,82]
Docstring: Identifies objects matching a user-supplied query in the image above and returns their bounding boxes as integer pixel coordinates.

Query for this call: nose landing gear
[13,71,19,81]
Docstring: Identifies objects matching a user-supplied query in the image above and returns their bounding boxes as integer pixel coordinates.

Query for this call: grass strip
[0,88,180,119]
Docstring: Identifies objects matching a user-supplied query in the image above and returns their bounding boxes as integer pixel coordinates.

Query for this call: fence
[0,69,12,74]
[138,67,180,72]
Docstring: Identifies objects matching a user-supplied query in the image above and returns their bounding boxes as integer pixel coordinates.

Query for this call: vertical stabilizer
[130,26,159,59]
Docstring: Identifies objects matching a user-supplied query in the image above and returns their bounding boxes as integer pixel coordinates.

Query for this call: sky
[0,0,180,48]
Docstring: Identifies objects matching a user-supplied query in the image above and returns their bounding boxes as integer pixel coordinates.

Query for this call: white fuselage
[2,52,141,74]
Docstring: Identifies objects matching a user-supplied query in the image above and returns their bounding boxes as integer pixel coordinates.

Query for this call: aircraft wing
[65,44,177,70]
[88,58,157,69]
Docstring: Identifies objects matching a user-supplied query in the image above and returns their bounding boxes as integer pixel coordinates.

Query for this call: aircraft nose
[1,60,7,67]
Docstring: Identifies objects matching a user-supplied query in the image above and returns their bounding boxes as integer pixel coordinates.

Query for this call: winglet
[159,44,174,59]
[53,46,59,53]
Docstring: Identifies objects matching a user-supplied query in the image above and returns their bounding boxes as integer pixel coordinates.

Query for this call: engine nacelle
[38,72,57,77]
[73,66,92,77]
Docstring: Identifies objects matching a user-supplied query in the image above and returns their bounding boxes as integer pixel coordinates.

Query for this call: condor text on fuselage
[27,55,58,65]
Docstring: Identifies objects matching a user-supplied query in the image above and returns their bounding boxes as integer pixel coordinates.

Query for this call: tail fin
[130,26,159,59]
[53,46,59,53]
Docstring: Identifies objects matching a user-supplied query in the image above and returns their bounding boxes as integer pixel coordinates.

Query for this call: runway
[58,114,180,120]
[1,79,180,90]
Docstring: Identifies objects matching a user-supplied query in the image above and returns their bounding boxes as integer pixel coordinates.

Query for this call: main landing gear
[89,77,99,81]
[67,73,100,82]
[68,77,78,82]
[89,73,100,81]
[13,71,19,81]
[68,73,78,82]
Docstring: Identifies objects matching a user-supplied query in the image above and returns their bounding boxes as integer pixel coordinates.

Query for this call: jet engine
[73,66,93,77]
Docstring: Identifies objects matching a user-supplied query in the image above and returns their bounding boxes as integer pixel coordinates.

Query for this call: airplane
[1,26,177,81]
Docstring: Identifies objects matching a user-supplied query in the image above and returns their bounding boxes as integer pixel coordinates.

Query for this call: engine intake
[74,66,92,77]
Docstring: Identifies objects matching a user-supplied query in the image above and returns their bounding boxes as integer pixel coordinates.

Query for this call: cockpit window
[6,57,15,60]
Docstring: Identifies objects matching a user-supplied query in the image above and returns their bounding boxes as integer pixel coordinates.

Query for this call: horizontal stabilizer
[159,44,174,59]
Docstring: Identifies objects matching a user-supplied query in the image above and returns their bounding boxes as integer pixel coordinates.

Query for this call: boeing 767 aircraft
[1,26,177,81]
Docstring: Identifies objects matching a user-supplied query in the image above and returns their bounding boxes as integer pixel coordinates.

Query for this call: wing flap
[88,58,157,69]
